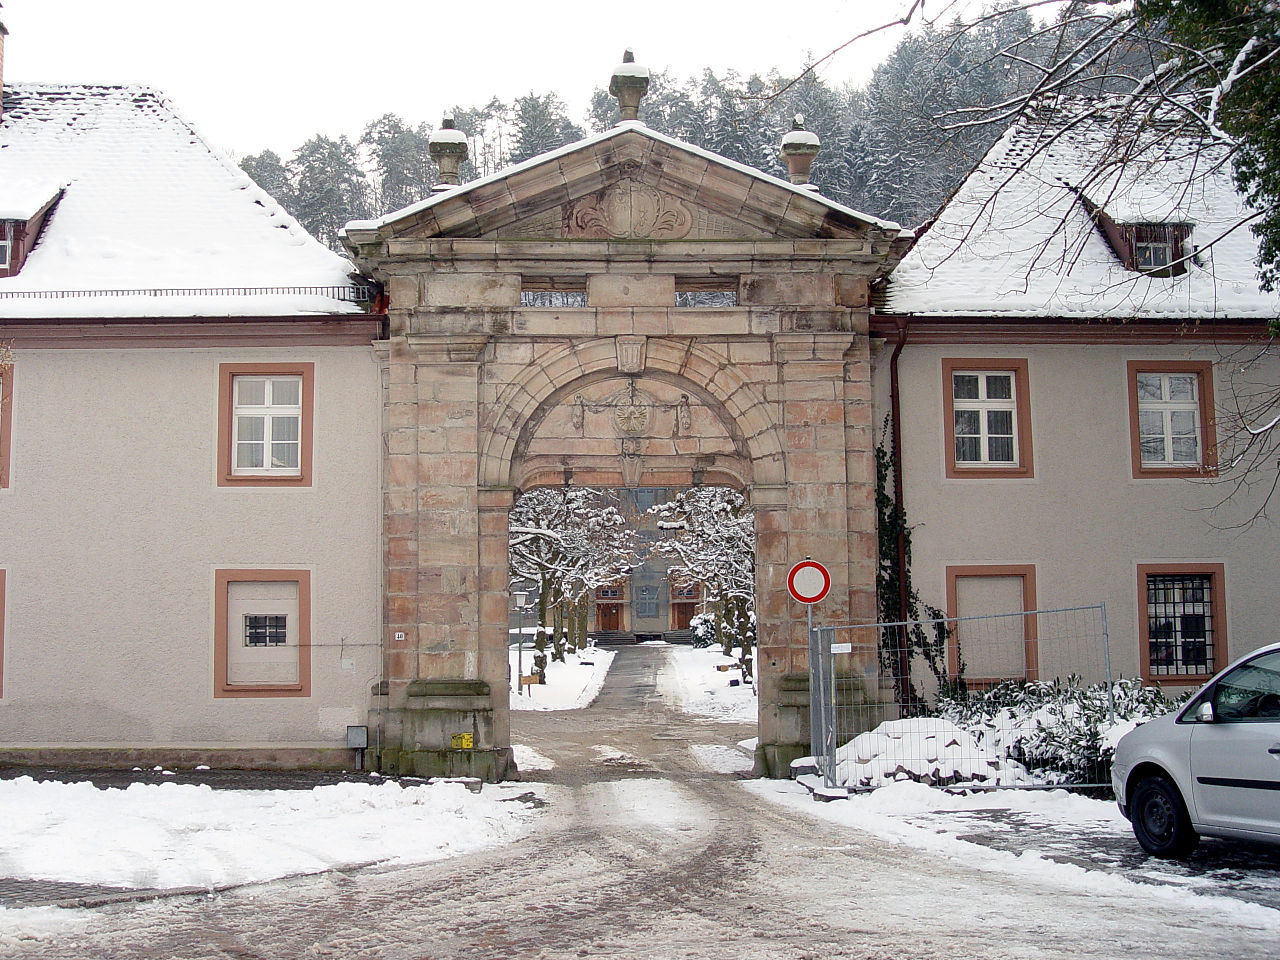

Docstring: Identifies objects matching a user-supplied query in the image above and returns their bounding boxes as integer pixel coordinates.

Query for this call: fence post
[1101,602,1115,723]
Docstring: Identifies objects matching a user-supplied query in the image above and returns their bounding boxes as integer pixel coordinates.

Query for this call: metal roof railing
[0,284,374,301]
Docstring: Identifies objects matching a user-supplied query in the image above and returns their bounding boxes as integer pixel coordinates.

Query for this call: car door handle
[1270,744,1280,755]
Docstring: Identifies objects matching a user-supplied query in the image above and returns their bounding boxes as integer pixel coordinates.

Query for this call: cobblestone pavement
[3,647,1278,960]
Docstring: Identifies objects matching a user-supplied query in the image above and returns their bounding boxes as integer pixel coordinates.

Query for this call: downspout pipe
[888,315,912,706]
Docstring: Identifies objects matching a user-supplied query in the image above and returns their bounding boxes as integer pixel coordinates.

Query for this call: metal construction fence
[808,604,1115,792]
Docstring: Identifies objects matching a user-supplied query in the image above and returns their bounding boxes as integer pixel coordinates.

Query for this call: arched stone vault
[344,122,910,781]
[479,337,784,491]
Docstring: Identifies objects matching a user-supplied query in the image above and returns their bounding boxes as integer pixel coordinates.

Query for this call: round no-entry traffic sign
[787,559,831,604]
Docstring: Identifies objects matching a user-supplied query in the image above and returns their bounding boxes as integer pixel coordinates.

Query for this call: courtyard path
[6,645,1277,960]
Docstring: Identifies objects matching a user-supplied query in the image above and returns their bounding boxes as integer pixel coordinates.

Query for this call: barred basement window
[674,278,737,307]
[1146,574,1214,677]
[520,290,588,307]
[245,614,288,646]
[520,277,587,307]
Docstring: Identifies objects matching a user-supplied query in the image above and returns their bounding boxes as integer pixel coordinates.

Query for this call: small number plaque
[450,732,474,750]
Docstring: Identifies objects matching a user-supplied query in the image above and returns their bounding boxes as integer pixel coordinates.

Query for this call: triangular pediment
[357,126,898,244]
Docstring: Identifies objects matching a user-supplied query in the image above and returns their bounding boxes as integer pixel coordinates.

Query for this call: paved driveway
[2,645,1277,960]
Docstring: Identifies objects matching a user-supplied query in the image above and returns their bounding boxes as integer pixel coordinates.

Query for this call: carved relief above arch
[477,338,785,490]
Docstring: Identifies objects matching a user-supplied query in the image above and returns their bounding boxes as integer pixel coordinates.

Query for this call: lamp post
[513,589,528,695]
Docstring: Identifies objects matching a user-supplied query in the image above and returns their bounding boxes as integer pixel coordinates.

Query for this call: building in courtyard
[0,37,1276,777]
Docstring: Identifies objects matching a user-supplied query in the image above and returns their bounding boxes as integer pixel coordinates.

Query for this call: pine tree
[508,93,585,165]
[239,149,292,206]
[359,113,435,215]
[286,135,372,251]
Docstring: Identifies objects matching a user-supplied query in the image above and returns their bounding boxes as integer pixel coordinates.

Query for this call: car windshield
[1212,650,1280,720]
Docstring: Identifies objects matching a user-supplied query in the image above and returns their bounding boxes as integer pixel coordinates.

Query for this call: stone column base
[754,672,812,778]
[374,679,515,783]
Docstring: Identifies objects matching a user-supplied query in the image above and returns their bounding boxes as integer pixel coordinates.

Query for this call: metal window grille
[674,290,738,307]
[1146,574,1213,675]
[0,284,374,301]
[519,291,588,307]
[244,614,287,646]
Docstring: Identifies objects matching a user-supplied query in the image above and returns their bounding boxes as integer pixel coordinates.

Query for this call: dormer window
[1074,190,1194,279]
[1126,223,1191,276]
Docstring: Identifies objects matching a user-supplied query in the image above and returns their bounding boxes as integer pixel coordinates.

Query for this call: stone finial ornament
[428,116,469,190]
[779,114,821,189]
[609,48,650,122]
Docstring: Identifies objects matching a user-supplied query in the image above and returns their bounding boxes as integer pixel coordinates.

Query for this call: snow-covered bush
[689,612,717,648]
[832,678,1189,789]
[935,677,1188,783]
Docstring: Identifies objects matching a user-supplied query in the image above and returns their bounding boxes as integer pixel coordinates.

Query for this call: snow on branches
[508,487,637,663]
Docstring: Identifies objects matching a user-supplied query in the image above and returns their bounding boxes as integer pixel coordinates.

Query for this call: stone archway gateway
[343,55,910,781]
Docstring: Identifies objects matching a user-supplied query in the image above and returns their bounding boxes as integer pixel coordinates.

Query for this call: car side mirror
[1196,701,1215,723]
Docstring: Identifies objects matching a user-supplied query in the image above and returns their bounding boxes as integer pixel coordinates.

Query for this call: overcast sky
[1,0,933,159]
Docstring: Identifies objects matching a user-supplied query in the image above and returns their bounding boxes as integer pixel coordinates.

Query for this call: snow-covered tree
[509,488,637,670]
[359,113,436,214]
[286,134,371,251]
[239,149,292,206]
[647,488,756,678]
[508,93,584,165]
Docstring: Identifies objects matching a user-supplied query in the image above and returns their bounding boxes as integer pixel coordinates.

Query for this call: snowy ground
[0,776,546,891]
[657,643,757,722]
[750,779,1280,912]
[508,643,615,711]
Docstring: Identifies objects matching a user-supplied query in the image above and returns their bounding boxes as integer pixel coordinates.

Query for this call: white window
[1134,238,1173,270]
[1136,372,1201,466]
[232,376,302,475]
[952,371,1017,465]
[0,222,12,269]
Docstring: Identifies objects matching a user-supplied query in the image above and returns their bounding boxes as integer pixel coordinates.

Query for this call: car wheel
[1131,774,1199,859]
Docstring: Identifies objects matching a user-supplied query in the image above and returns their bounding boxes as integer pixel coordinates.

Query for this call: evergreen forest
[239,6,1164,251]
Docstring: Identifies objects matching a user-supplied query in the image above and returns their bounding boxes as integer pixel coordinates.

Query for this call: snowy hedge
[833,677,1189,790]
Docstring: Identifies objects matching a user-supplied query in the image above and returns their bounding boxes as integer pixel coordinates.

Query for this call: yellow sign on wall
[450,732,474,750]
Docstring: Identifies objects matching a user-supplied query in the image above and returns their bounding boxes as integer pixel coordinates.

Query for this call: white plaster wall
[874,339,1279,689]
[0,345,382,747]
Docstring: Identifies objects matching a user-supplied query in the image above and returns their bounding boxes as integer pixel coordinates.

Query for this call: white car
[1112,642,1280,858]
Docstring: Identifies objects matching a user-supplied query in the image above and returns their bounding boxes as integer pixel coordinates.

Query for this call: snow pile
[660,643,757,722]
[512,744,555,770]
[0,776,543,891]
[835,718,1034,789]
[509,645,615,711]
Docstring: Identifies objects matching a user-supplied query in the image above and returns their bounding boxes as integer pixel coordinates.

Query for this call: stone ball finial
[428,115,469,189]
[779,114,821,188]
[610,48,650,123]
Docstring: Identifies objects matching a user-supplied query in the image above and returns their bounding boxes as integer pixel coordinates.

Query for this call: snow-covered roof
[0,177,63,221]
[885,102,1280,320]
[345,120,909,239]
[0,84,363,318]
